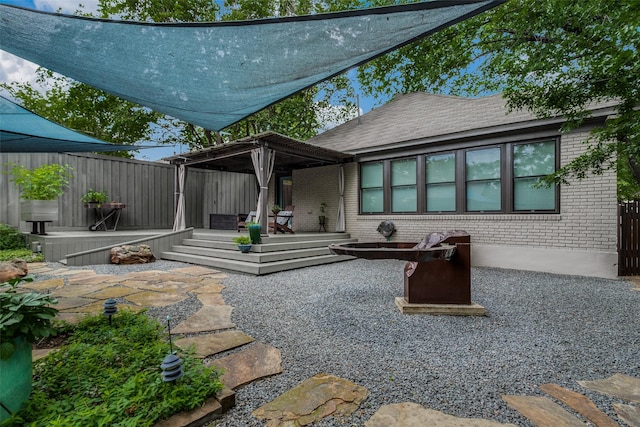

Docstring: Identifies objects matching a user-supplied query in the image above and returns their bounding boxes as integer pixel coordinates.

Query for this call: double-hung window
[513,141,556,211]
[391,158,417,212]
[360,162,384,213]
[465,147,501,211]
[425,153,455,212]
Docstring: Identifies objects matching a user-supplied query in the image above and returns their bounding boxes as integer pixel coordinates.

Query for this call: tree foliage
[357,0,640,199]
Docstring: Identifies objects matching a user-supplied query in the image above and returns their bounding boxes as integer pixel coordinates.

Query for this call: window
[426,153,455,212]
[360,162,384,213]
[358,139,558,215]
[466,147,501,211]
[391,158,417,212]
[513,141,556,211]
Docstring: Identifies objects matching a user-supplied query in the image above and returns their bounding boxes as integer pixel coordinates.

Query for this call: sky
[0,0,380,161]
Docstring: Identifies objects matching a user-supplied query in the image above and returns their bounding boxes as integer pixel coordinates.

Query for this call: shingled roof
[307,93,618,155]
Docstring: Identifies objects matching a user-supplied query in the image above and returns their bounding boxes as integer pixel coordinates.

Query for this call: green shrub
[2,310,223,427]
[0,224,26,250]
[233,235,251,245]
[0,249,44,262]
[7,163,73,200]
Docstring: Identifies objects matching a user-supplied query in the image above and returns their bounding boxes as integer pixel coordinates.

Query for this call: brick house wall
[293,127,618,278]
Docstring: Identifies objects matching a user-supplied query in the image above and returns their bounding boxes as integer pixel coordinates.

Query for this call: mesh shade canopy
[0,96,142,152]
[0,1,504,131]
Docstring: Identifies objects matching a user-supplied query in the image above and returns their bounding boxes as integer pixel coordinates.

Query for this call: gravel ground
[213,260,640,427]
[41,259,640,426]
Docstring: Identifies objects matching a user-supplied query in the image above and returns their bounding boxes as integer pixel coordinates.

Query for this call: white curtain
[172,163,186,231]
[250,146,276,229]
[336,165,345,232]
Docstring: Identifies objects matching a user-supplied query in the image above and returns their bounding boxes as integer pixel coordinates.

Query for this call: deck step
[160,231,356,275]
[161,251,353,275]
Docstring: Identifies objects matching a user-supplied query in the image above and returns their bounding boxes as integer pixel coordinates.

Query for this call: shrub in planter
[80,188,108,206]
[7,163,73,201]
[7,163,74,223]
[233,235,252,253]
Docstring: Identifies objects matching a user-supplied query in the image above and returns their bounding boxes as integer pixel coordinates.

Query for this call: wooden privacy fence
[0,152,258,230]
[618,200,640,276]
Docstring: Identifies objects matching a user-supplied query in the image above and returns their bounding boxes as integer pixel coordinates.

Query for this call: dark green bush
[0,224,26,250]
[2,310,223,427]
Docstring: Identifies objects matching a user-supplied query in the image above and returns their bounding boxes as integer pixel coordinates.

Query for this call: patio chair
[237,211,256,232]
[270,206,295,234]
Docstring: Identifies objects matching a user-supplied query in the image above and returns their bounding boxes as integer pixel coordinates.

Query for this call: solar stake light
[103,298,118,326]
[160,316,184,383]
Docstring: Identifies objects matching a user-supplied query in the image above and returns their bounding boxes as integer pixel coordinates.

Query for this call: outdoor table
[85,202,126,231]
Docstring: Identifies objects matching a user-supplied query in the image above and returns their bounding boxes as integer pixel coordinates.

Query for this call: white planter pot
[20,200,59,222]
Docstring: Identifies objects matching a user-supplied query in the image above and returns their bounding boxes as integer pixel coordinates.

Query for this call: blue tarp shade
[0,96,141,153]
[0,1,505,132]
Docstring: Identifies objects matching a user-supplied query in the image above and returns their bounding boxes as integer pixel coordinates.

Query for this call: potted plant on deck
[7,163,73,224]
[0,277,59,421]
[246,221,262,244]
[233,235,252,253]
[81,188,109,208]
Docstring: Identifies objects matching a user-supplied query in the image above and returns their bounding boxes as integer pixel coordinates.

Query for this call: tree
[1,69,162,158]
[357,0,640,199]
[2,0,357,154]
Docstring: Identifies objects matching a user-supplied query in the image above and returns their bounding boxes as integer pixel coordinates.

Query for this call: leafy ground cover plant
[2,310,223,427]
[0,224,26,250]
[0,250,44,262]
[0,277,59,360]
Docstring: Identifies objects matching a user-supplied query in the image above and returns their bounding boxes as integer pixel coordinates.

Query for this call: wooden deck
[26,228,355,275]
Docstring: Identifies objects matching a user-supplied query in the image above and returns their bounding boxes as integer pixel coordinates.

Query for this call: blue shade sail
[0,96,142,153]
[0,1,505,132]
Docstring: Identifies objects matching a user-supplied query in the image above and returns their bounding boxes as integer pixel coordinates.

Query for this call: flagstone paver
[84,285,141,299]
[50,269,95,277]
[190,282,226,294]
[197,293,225,306]
[54,296,96,311]
[23,278,64,291]
[539,383,618,427]
[124,280,200,293]
[613,403,640,427]
[209,342,282,390]
[33,348,57,362]
[126,290,189,307]
[169,266,224,276]
[172,305,235,334]
[502,395,586,427]
[143,272,207,283]
[578,374,640,403]
[51,284,109,298]
[175,330,254,358]
[365,402,517,427]
[252,373,368,426]
[66,274,122,285]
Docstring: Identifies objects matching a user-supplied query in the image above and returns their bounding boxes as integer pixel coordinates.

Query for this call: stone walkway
[21,264,640,426]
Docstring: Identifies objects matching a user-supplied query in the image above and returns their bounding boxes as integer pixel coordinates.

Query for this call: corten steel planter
[329,231,472,305]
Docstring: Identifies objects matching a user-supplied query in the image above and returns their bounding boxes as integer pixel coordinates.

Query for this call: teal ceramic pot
[237,244,252,253]
[247,224,262,244]
[0,336,33,422]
